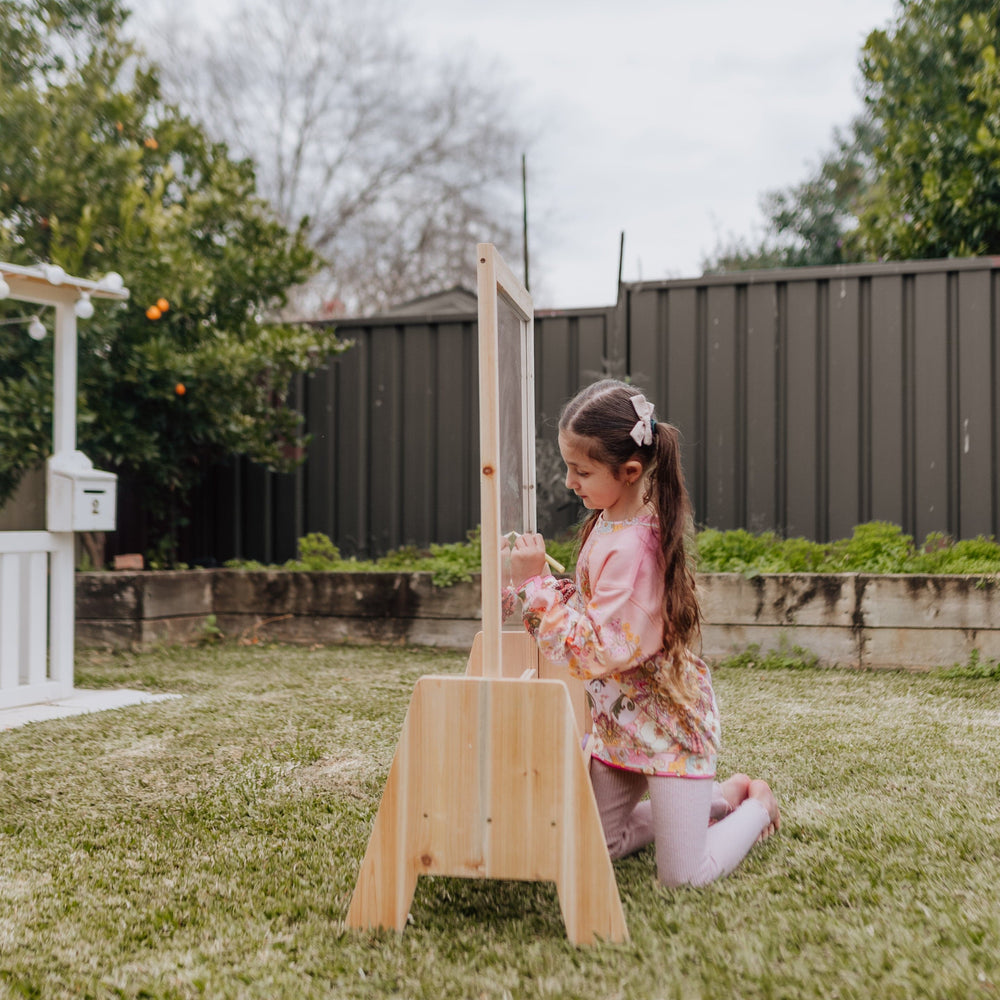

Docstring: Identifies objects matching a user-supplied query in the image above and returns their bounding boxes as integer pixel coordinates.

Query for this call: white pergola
[0,261,129,709]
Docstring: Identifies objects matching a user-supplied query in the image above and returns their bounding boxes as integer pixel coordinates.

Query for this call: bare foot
[718,772,752,812]
[748,778,781,841]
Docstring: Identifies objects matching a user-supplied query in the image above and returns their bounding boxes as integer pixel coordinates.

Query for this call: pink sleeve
[519,535,663,679]
[501,585,518,621]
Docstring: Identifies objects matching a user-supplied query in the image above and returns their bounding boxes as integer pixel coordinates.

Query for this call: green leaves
[855,0,1000,260]
[0,0,349,559]
[695,521,1000,576]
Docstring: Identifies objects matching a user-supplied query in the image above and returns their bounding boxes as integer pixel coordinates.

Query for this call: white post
[49,300,77,694]
[52,301,77,454]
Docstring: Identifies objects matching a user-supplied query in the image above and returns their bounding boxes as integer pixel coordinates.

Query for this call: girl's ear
[622,458,644,486]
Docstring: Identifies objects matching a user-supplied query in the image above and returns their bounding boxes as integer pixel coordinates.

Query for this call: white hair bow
[629,394,656,447]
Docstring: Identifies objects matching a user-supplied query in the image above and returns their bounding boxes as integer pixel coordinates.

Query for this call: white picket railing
[0,531,74,710]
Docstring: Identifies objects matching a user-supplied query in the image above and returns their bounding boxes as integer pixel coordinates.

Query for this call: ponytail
[645,422,702,706]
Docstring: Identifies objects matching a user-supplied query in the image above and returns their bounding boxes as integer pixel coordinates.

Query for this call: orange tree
[0,0,346,560]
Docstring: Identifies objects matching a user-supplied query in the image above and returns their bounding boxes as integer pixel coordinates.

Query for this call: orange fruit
[175,383,186,396]
[146,305,161,320]
[157,298,169,312]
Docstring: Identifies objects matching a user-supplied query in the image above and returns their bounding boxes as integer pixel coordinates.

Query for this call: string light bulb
[28,315,46,341]
[99,272,124,293]
[42,264,65,285]
[74,292,94,319]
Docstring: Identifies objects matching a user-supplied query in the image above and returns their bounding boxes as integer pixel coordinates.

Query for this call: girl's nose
[564,469,576,490]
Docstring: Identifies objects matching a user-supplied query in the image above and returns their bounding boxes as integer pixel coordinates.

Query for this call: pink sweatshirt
[515,512,719,777]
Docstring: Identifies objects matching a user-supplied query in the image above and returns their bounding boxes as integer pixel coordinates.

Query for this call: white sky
[136,0,899,310]
[395,0,898,308]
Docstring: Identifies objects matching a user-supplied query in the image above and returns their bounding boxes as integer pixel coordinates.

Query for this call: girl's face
[558,430,643,520]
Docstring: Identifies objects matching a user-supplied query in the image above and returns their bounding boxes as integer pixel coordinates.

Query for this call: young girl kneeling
[506,379,779,888]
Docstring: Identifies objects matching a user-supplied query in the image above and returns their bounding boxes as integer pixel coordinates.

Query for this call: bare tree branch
[149,0,528,314]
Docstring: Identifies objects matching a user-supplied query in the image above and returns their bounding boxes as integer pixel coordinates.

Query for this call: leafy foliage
[226,521,1000,586]
[940,648,1000,679]
[258,528,487,588]
[696,520,1000,575]
[0,0,346,558]
[855,0,1000,259]
[716,638,821,672]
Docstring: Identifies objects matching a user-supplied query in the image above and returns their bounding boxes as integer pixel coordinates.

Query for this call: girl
[506,379,779,888]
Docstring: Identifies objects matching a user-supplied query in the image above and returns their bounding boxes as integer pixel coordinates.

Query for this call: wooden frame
[475,243,536,680]
[346,246,627,945]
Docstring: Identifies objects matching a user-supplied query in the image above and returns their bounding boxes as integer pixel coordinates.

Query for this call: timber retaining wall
[75,570,1000,670]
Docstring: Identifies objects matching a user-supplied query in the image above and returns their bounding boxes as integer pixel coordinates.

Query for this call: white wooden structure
[0,262,129,709]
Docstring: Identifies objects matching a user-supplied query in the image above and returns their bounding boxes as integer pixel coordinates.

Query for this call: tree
[0,0,345,559]
[148,0,529,316]
[855,0,1000,258]
[703,116,878,272]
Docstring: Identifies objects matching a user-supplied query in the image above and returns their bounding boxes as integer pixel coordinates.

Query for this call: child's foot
[748,778,781,841]
[718,772,751,812]
[708,772,751,825]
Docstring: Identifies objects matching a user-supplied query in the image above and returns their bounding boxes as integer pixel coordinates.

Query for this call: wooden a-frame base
[346,632,628,945]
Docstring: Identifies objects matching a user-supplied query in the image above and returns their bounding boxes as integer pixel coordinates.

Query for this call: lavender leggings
[590,759,771,887]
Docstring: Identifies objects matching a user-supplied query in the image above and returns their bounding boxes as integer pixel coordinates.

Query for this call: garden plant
[224,520,1000,585]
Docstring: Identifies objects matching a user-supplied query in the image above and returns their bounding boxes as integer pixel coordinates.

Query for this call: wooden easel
[346,246,627,945]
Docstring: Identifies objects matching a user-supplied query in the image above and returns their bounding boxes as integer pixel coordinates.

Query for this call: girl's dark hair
[559,379,701,703]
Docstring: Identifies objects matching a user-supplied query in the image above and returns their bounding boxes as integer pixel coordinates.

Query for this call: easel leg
[346,675,628,944]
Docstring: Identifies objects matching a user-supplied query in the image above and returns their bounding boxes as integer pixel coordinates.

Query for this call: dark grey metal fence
[164,257,1000,564]
[623,257,1000,544]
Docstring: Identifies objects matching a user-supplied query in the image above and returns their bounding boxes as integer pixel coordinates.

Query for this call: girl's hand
[509,532,548,587]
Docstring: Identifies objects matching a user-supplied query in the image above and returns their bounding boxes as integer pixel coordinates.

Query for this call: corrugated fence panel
[156,257,999,565]
[827,277,862,540]
[576,311,612,391]
[785,280,820,539]
[434,321,476,544]
[704,285,741,531]
[369,326,402,554]
[334,328,368,554]
[869,274,906,529]
[535,313,574,437]
[401,323,435,549]
[662,288,700,513]
[745,282,779,534]
[912,272,950,542]
[957,269,994,539]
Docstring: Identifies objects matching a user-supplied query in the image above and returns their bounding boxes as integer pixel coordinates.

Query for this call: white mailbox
[46,451,118,532]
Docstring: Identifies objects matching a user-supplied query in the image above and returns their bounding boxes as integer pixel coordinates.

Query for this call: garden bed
[74,568,1000,670]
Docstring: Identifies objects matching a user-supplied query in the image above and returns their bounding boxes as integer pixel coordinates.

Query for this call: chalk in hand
[505,531,566,574]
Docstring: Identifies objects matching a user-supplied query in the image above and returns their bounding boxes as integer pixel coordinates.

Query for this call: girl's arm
[519,542,662,680]
[502,533,575,618]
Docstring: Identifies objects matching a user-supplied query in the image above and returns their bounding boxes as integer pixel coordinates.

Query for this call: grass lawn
[0,642,997,999]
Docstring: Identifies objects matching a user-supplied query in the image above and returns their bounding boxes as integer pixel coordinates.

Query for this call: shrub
[221,522,1000,586]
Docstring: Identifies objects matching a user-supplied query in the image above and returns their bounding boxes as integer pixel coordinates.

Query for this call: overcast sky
[395,0,899,308]
[138,0,900,310]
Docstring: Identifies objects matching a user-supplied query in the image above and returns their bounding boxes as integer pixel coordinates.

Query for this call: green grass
[0,643,998,998]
